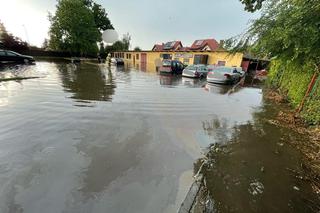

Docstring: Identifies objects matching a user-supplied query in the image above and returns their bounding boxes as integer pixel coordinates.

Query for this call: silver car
[182,64,208,78]
[207,66,245,84]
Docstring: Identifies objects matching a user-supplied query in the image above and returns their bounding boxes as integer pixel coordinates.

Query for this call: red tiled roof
[179,46,190,51]
[189,39,220,51]
[152,44,164,51]
[152,41,183,51]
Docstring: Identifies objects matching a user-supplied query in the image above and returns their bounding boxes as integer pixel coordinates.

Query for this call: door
[0,50,7,62]
[194,55,208,65]
[141,53,147,63]
[5,51,20,62]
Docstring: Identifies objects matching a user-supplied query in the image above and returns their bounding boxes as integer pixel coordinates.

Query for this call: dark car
[159,60,185,75]
[0,50,35,64]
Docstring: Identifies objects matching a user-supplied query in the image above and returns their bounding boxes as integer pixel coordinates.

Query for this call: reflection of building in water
[112,38,269,72]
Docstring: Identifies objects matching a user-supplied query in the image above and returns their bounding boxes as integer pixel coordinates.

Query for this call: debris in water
[293,186,300,191]
[248,180,264,196]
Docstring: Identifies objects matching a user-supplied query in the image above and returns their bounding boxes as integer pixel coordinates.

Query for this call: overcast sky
[0,0,260,49]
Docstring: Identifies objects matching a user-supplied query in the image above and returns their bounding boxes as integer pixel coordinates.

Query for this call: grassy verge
[268,59,320,125]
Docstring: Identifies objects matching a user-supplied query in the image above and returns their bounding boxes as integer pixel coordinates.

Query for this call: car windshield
[162,60,171,66]
[213,67,233,73]
[186,65,197,71]
[7,51,19,56]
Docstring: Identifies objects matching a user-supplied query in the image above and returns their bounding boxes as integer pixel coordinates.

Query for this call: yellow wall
[113,51,244,72]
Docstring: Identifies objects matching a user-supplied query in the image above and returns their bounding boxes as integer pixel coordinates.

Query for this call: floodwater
[0,60,317,213]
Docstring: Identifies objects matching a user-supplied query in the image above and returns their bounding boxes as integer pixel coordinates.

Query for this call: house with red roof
[152,44,164,51]
[152,41,183,51]
[189,39,221,51]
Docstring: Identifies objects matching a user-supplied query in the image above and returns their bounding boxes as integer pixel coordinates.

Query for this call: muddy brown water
[0,61,317,213]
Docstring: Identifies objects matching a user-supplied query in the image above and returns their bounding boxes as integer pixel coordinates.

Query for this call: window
[6,51,18,56]
[129,54,131,59]
[0,51,5,56]
[160,53,172,60]
[136,54,139,60]
[200,66,207,71]
[183,58,189,64]
[217,61,226,66]
[162,60,171,66]
[178,62,184,70]
[194,55,208,65]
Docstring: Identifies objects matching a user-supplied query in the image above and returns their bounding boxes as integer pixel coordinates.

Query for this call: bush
[268,59,319,124]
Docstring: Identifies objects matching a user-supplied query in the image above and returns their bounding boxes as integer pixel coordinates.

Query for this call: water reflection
[0,64,34,79]
[181,77,206,88]
[197,104,320,212]
[58,63,116,102]
[202,117,232,145]
[204,83,244,95]
[159,75,182,86]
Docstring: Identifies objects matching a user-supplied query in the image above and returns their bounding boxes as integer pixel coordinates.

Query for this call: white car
[182,64,208,78]
[207,66,245,84]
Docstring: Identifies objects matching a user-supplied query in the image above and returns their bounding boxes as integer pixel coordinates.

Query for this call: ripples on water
[0,61,316,213]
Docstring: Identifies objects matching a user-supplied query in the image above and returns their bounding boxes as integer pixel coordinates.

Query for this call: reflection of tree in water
[195,108,320,212]
[58,63,116,101]
[202,117,231,145]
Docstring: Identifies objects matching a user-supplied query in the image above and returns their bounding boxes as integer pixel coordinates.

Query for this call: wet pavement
[0,60,317,213]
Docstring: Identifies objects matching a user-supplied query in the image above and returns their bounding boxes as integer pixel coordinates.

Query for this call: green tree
[122,33,131,50]
[133,46,141,51]
[104,33,132,53]
[42,38,49,50]
[48,0,113,56]
[0,20,29,51]
[231,0,320,66]
[239,0,266,12]
[83,0,113,30]
[233,0,320,124]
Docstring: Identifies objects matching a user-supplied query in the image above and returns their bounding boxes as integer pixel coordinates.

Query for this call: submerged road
[0,61,272,213]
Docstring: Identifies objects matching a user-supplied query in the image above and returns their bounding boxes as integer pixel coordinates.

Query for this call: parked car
[111,58,124,65]
[159,60,185,75]
[182,64,208,78]
[207,66,245,84]
[0,50,35,64]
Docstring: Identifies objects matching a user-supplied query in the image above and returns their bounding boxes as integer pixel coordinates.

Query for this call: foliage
[232,0,320,124]
[104,33,132,53]
[48,0,113,56]
[83,0,113,31]
[42,38,49,50]
[133,46,141,51]
[122,33,131,50]
[99,42,105,54]
[0,20,29,52]
[239,0,266,12]
[235,0,320,65]
[268,60,320,125]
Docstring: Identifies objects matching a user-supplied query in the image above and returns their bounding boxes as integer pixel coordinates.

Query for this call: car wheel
[24,59,29,64]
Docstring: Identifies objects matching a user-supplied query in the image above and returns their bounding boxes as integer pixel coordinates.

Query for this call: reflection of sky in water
[0,61,264,213]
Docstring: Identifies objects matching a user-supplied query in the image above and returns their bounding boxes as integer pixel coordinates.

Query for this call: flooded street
[0,60,317,213]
